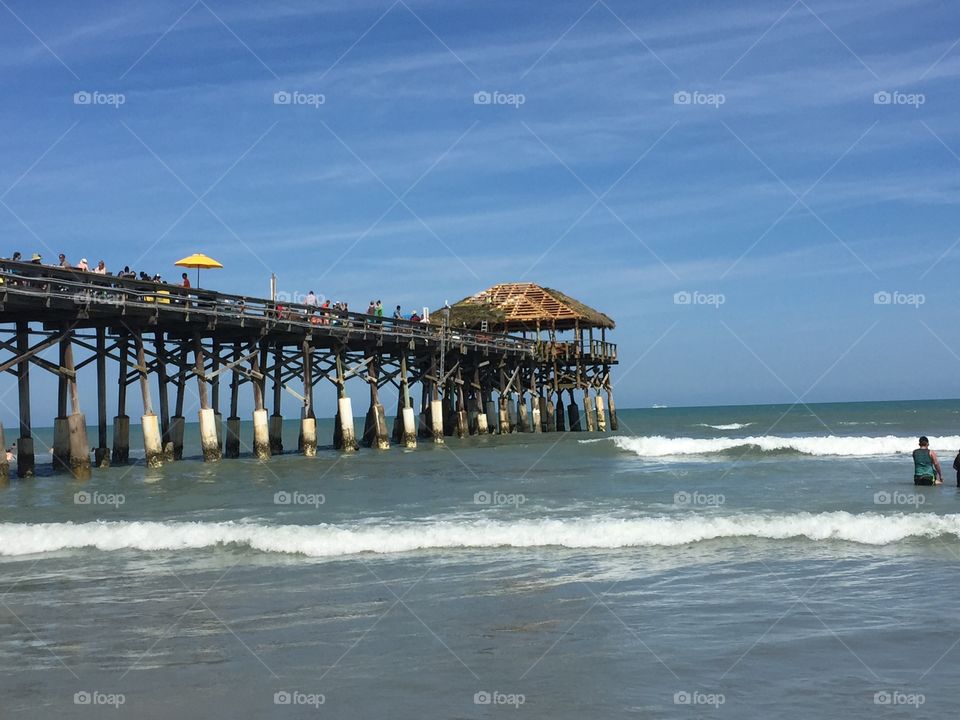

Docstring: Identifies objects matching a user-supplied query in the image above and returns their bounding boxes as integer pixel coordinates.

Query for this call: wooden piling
[154,331,172,461]
[269,343,283,455]
[225,342,241,459]
[112,331,130,465]
[94,327,109,467]
[16,322,34,477]
[301,338,316,457]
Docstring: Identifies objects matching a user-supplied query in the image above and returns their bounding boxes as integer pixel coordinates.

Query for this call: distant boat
[652,404,668,409]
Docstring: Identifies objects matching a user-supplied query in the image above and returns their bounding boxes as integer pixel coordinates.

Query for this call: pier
[0,263,617,480]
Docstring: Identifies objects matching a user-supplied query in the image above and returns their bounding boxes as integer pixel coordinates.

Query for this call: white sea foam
[591,434,960,458]
[695,422,754,430]
[1,513,959,558]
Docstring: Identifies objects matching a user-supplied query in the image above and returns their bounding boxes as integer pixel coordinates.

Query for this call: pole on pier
[530,362,542,433]
[333,349,358,451]
[497,368,510,434]
[474,369,488,435]
[52,336,70,472]
[155,331,173,461]
[16,322,35,477]
[169,343,187,461]
[583,390,597,432]
[606,379,618,432]
[112,331,130,464]
[63,335,91,480]
[300,338,317,457]
[225,342,241,459]
[454,367,468,438]
[429,356,444,444]
[269,343,283,455]
[195,336,221,462]
[362,350,390,450]
[94,327,110,467]
[212,338,222,451]
[0,422,8,482]
[555,388,565,432]
[567,388,581,432]
[251,345,270,460]
[137,333,163,468]
[396,354,417,449]
[595,388,607,432]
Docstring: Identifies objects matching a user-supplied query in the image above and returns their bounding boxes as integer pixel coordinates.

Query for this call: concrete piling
[337,397,358,451]
[301,416,317,456]
[53,417,70,472]
[583,393,597,432]
[252,408,271,460]
[401,406,417,448]
[141,413,163,468]
[595,393,607,432]
[199,407,221,462]
[430,399,444,443]
[68,412,91,480]
[517,395,529,433]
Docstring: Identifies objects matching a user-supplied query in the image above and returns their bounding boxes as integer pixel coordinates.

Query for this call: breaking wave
[695,422,754,430]
[591,434,960,458]
[2,513,960,557]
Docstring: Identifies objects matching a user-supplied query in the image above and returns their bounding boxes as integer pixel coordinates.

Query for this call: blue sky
[3,0,960,420]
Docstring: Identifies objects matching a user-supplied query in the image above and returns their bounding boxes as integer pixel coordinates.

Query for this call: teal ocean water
[3,399,960,717]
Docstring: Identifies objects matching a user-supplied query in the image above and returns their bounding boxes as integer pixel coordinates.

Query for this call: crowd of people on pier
[2,251,433,325]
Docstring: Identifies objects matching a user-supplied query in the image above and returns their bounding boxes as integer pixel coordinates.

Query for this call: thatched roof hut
[439,283,614,333]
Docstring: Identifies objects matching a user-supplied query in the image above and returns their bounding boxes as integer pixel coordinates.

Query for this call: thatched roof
[440,283,614,332]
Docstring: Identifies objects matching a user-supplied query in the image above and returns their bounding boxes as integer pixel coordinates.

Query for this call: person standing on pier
[93,260,107,275]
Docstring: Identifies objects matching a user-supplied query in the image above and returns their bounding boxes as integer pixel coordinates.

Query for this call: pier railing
[0,260,542,355]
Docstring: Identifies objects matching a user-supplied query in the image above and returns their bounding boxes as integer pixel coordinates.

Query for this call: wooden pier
[0,264,618,480]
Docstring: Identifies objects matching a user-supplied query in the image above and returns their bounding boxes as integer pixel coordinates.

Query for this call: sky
[2,0,960,423]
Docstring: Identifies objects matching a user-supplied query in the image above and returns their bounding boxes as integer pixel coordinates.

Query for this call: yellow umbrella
[174,253,223,288]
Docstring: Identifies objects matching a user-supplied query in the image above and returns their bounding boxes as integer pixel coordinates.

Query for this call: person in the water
[913,436,943,486]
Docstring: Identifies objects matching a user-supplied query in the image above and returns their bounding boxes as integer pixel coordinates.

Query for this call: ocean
[2,399,960,718]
